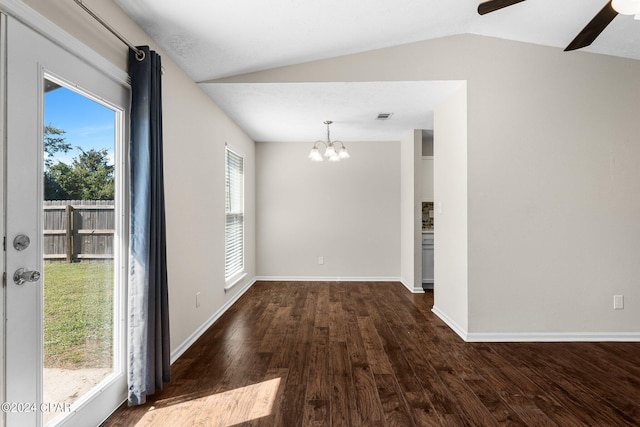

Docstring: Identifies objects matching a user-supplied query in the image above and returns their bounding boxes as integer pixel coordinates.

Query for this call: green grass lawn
[43,261,114,369]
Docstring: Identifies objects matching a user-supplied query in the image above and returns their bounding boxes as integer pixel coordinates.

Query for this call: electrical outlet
[318,256,324,265]
[613,294,624,310]
[196,292,201,308]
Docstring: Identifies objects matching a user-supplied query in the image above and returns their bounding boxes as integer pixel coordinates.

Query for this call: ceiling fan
[478,0,640,51]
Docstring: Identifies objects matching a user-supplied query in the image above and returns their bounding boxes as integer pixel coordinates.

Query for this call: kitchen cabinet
[421,156,433,202]
[422,233,434,289]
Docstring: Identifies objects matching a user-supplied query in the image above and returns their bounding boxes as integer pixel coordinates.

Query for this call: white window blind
[225,146,244,281]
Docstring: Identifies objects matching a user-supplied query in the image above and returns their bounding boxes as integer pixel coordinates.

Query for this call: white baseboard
[399,279,425,294]
[255,275,401,283]
[170,278,256,364]
[431,306,640,342]
[431,306,468,341]
[465,332,640,342]
[255,276,425,294]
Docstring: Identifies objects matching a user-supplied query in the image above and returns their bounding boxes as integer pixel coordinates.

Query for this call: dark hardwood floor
[103,281,640,426]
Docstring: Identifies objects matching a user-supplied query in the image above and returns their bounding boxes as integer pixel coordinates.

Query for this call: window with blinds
[225,146,244,281]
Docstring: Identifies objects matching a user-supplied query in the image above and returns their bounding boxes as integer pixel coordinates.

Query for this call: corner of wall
[433,82,468,333]
[400,130,422,289]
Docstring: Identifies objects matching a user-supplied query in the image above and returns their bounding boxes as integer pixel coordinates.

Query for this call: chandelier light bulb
[612,0,640,15]
[324,144,337,158]
[308,147,323,162]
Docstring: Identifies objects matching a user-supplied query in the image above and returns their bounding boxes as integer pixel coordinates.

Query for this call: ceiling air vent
[376,113,393,121]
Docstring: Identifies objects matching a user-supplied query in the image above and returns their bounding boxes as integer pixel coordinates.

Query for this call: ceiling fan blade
[477,0,526,15]
[565,1,618,51]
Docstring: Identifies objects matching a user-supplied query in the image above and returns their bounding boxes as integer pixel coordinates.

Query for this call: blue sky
[44,84,115,166]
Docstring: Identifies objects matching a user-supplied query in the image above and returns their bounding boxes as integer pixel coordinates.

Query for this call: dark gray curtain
[127,46,170,406]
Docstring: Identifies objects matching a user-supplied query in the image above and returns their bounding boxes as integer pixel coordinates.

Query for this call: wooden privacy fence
[44,200,114,262]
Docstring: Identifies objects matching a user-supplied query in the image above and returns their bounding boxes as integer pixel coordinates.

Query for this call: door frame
[0,0,128,86]
[1,1,131,425]
[1,11,7,427]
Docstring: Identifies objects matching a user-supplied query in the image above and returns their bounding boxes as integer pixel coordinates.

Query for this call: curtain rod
[72,0,145,61]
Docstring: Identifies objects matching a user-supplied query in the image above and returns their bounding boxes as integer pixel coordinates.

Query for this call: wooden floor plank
[103,282,640,426]
[303,399,330,427]
[305,327,331,401]
[351,365,386,425]
[358,315,395,375]
[374,373,416,427]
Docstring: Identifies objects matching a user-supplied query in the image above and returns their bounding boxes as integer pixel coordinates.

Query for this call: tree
[44,164,70,200]
[45,148,114,200]
[71,148,115,200]
[44,124,72,199]
[44,124,72,168]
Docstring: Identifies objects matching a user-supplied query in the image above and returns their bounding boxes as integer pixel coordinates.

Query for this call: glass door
[41,77,118,426]
[5,16,128,426]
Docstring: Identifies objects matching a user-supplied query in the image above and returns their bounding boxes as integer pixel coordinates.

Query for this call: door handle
[13,268,41,285]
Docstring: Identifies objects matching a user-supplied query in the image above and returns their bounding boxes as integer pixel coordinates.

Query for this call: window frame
[224,144,245,286]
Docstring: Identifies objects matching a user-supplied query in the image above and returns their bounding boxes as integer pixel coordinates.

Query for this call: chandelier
[308,121,350,162]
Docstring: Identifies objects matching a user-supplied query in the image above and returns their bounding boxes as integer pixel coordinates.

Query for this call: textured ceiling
[115,0,640,142]
[199,82,464,142]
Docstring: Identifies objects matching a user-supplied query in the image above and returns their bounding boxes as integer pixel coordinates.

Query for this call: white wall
[256,140,400,279]
[19,0,257,355]
[465,41,640,337]
[432,83,468,333]
[216,34,640,338]
[400,130,422,292]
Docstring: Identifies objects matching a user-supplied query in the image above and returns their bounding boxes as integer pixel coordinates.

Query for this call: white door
[4,16,128,426]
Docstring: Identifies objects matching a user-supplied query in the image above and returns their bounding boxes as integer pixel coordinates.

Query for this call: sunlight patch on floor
[142,377,281,426]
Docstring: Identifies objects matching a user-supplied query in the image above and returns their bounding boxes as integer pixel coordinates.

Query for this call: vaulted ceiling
[115,0,640,142]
